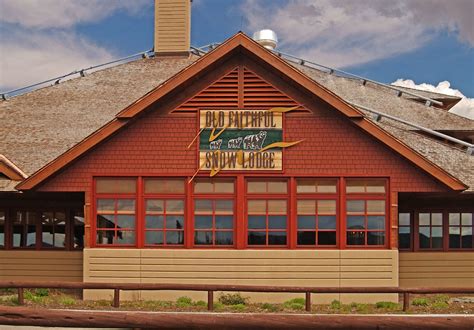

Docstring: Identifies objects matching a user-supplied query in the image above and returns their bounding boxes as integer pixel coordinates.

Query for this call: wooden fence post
[17,288,24,305]
[208,291,214,311]
[403,292,409,312]
[305,292,311,312]
[113,289,120,308]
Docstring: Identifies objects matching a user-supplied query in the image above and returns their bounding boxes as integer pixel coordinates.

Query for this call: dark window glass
[195,231,213,245]
[144,199,184,246]
[73,209,85,249]
[13,211,36,248]
[248,232,266,245]
[296,199,337,247]
[398,227,411,249]
[398,213,411,250]
[0,211,5,248]
[297,231,316,245]
[367,232,385,245]
[449,213,473,249]
[268,232,286,245]
[318,231,336,245]
[194,199,234,246]
[247,199,287,246]
[96,198,136,246]
[347,231,365,245]
[41,211,66,248]
[346,198,385,246]
[418,212,443,249]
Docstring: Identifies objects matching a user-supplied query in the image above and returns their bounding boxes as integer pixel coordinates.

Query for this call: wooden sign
[198,109,298,173]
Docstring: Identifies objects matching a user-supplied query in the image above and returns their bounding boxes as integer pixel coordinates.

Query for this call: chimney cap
[252,29,278,50]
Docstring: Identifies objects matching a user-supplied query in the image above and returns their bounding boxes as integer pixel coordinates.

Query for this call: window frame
[295,178,339,248]
[191,178,236,248]
[93,177,138,248]
[245,179,290,248]
[401,209,474,252]
[343,178,389,249]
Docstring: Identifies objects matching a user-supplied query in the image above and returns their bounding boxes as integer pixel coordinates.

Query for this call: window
[13,211,36,248]
[296,179,337,194]
[41,211,66,248]
[95,178,137,246]
[448,212,473,249]
[194,199,234,246]
[418,212,443,249]
[297,200,337,246]
[398,213,411,250]
[144,178,185,247]
[345,179,386,247]
[145,199,185,246]
[72,209,85,249]
[0,211,5,248]
[96,199,136,245]
[193,179,235,247]
[247,180,288,246]
[400,211,473,252]
[296,179,338,247]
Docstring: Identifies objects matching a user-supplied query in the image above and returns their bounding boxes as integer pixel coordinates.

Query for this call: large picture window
[144,178,185,247]
[296,179,338,247]
[449,212,473,249]
[345,180,386,247]
[89,176,400,250]
[193,179,235,247]
[95,178,137,246]
[247,180,288,247]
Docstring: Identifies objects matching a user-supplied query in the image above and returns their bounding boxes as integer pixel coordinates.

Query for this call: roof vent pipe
[253,29,278,50]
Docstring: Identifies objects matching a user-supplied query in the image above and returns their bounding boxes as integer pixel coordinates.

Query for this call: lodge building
[0,0,473,303]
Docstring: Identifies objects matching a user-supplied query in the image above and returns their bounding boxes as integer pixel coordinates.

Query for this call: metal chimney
[252,29,278,50]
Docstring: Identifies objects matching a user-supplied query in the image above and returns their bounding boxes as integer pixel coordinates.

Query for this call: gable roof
[0,33,470,192]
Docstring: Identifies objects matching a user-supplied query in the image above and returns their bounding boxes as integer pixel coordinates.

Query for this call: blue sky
[1,0,473,108]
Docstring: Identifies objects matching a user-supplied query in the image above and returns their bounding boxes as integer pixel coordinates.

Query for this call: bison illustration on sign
[243,131,267,150]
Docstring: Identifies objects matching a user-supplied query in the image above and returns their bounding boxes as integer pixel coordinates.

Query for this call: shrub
[261,303,278,312]
[375,301,398,309]
[218,293,249,306]
[288,302,305,311]
[412,298,429,306]
[284,298,305,311]
[194,300,207,307]
[231,303,246,312]
[35,288,49,297]
[176,296,193,307]
[432,301,449,309]
[355,303,370,313]
[433,295,449,304]
[60,296,75,306]
[330,300,342,309]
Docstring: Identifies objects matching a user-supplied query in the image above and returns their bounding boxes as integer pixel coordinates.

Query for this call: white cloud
[241,0,474,68]
[0,0,150,29]
[0,0,151,91]
[0,30,114,91]
[392,79,474,120]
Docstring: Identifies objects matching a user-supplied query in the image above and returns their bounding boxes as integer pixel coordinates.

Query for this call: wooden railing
[1,281,474,312]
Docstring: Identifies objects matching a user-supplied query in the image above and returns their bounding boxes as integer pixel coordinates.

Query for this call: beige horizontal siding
[84,249,398,303]
[0,251,83,282]
[399,252,474,287]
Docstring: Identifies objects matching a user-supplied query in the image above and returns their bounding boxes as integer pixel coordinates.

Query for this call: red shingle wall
[284,115,446,192]
[38,110,446,193]
[38,114,198,192]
